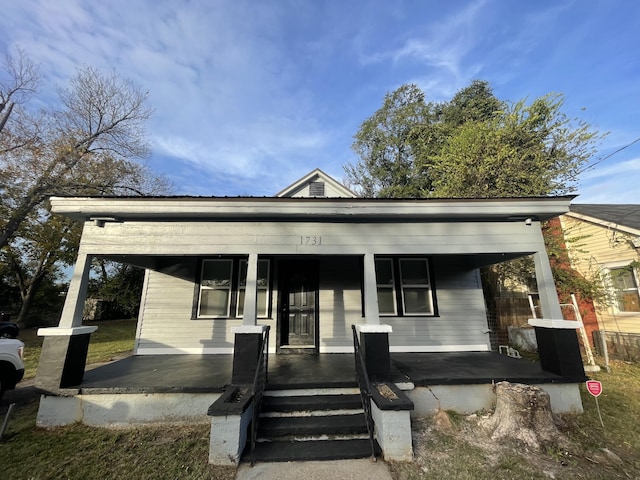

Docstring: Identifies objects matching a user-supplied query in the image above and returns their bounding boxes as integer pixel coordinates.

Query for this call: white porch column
[242,253,259,326]
[58,252,93,328]
[533,250,563,319]
[363,253,380,325]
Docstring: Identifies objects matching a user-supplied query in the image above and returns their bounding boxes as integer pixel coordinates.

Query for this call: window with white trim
[375,257,435,316]
[375,258,397,315]
[198,259,233,318]
[237,259,270,317]
[609,266,640,313]
[197,258,271,318]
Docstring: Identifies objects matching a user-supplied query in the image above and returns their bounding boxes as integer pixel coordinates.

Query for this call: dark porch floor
[77,352,585,395]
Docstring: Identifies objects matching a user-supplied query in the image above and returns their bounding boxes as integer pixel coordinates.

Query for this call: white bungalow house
[35,169,586,464]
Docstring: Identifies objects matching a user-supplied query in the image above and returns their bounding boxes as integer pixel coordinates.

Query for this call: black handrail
[250,326,270,466]
[352,325,377,462]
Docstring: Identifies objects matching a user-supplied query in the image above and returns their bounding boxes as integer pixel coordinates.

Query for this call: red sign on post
[586,380,603,397]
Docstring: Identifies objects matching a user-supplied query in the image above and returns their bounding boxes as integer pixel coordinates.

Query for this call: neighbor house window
[237,259,271,317]
[610,266,640,312]
[375,257,435,316]
[198,259,233,317]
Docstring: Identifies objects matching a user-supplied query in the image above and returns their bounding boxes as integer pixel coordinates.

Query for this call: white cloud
[577,157,640,203]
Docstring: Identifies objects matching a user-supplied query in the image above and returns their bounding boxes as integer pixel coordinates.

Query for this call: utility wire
[577,136,640,175]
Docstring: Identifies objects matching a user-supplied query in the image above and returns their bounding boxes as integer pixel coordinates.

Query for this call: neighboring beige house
[561,204,640,333]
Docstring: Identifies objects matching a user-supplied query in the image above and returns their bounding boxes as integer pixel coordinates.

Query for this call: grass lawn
[389,360,640,479]
[3,320,640,479]
[19,318,138,379]
[1,401,235,480]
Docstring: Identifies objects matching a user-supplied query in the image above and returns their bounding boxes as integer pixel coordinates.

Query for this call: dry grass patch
[0,400,235,480]
[390,359,640,480]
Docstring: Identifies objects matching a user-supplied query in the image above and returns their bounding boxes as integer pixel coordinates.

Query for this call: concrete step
[246,438,380,463]
[258,413,367,438]
[262,393,362,413]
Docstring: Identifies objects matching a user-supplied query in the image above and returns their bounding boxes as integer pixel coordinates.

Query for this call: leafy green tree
[87,261,145,320]
[346,80,600,198]
[2,210,81,325]
[345,80,605,312]
[430,95,599,198]
[345,84,436,197]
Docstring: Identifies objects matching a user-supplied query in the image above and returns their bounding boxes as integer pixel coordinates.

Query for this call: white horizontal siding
[137,255,490,354]
[136,266,279,354]
[386,257,490,351]
[79,221,544,256]
[318,257,362,351]
[562,215,640,333]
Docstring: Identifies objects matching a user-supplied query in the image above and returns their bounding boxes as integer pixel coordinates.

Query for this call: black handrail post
[250,326,270,466]
[352,325,377,462]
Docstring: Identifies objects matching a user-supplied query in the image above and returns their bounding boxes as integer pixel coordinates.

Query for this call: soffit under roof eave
[564,211,640,237]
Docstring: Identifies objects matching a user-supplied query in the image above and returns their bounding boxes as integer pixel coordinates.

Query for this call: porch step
[243,390,378,463]
[262,393,362,413]
[258,413,368,438]
[248,438,380,463]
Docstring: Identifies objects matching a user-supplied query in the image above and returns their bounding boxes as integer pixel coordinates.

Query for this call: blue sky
[2,0,639,202]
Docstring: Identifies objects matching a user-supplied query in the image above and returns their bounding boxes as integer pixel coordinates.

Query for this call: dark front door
[279,260,318,351]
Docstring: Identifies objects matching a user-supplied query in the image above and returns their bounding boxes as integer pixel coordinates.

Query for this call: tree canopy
[345,80,606,310]
[345,80,602,199]
[1,48,171,325]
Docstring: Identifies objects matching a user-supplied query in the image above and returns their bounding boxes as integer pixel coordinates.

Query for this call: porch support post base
[357,324,393,381]
[208,407,253,466]
[35,326,98,392]
[528,319,586,378]
[371,402,413,462]
[231,325,267,384]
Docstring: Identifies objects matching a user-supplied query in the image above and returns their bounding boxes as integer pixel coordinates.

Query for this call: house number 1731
[300,236,322,245]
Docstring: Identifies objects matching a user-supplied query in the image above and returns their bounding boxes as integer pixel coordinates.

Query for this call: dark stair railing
[351,325,377,462]
[250,326,270,466]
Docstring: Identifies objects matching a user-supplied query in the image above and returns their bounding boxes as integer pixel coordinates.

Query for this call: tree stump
[480,382,568,450]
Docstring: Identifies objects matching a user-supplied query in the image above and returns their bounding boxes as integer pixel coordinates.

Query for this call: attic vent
[309,181,325,197]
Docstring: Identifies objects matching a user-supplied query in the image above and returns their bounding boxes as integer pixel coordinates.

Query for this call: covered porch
[75,352,584,394]
[35,350,586,434]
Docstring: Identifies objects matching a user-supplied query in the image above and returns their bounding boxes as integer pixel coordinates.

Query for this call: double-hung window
[610,266,640,313]
[375,258,397,315]
[237,259,270,317]
[375,257,435,316]
[197,258,271,318]
[198,259,234,318]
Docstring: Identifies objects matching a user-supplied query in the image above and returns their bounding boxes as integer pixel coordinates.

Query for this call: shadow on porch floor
[77,352,584,394]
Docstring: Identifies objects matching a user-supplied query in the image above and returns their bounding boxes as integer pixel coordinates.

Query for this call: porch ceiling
[97,252,532,273]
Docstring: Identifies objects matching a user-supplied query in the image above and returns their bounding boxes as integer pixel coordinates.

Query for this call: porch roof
[76,352,586,395]
[50,195,574,224]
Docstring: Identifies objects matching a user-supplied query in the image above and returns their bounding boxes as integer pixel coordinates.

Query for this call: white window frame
[237,259,271,318]
[399,258,434,316]
[375,257,435,316]
[197,259,233,318]
[607,263,640,314]
[375,258,397,316]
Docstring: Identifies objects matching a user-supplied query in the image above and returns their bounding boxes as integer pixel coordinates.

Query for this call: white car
[0,338,25,400]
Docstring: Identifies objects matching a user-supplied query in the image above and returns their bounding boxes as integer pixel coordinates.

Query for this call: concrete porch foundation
[36,352,587,428]
[37,392,221,427]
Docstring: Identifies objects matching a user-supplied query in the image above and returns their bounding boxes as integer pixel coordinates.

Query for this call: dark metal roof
[50,194,577,202]
[570,204,640,231]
